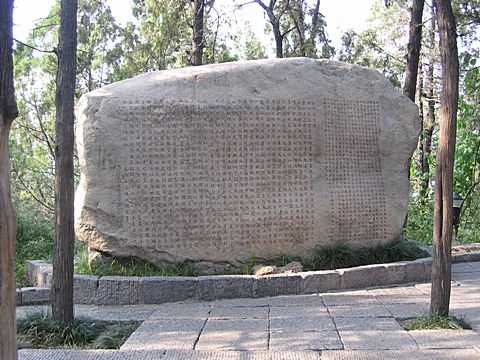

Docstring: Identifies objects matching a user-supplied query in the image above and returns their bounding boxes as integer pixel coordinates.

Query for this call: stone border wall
[19,252,480,306]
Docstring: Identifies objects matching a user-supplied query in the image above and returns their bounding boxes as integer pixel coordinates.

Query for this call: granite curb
[19,252,480,306]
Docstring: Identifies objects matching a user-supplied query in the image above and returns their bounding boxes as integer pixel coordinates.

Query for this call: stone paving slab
[334,317,403,330]
[121,331,199,350]
[326,304,391,318]
[338,330,417,350]
[196,319,268,350]
[16,304,160,321]
[269,305,328,318]
[408,329,480,349]
[368,286,429,305]
[383,302,429,319]
[210,306,268,319]
[162,350,322,360]
[267,294,325,307]
[269,330,343,351]
[452,263,479,273]
[19,349,166,360]
[214,298,269,308]
[322,349,480,360]
[270,315,336,331]
[134,318,206,333]
[148,304,212,320]
[321,291,379,306]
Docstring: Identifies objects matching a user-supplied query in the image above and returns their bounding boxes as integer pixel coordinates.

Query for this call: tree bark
[52,0,77,323]
[191,0,204,66]
[254,0,284,58]
[430,0,459,316]
[421,12,437,196]
[0,0,19,358]
[403,0,425,101]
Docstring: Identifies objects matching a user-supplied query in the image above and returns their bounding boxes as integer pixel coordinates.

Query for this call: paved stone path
[18,261,480,359]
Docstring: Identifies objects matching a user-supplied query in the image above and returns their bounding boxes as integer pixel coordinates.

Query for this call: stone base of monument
[19,251,480,306]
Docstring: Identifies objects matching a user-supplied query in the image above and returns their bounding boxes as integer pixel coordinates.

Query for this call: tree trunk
[272,20,284,58]
[191,0,204,66]
[430,0,459,317]
[421,12,437,196]
[403,0,425,101]
[0,0,19,358]
[52,0,78,324]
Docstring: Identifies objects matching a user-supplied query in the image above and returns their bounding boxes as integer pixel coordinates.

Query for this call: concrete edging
[19,252,480,306]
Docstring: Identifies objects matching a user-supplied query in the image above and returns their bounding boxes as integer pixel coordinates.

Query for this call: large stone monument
[75,58,420,266]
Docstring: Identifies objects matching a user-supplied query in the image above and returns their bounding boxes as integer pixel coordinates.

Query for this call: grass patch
[74,246,197,277]
[241,238,429,274]
[305,238,429,271]
[401,314,472,331]
[17,310,140,349]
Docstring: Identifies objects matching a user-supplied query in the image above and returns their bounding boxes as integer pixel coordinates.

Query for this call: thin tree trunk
[0,0,19,358]
[272,20,284,58]
[421,9,437,196]
[403,0,425,101]
[52,0,77,323]
[417,61,425,192]
[191,0,204,66]
[430,0,459,316]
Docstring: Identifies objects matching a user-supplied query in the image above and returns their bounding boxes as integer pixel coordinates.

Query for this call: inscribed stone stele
[75,58,420,265]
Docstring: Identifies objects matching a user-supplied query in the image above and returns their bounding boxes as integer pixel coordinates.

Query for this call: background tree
[0,0,19,357]
[430,0,459,316]
[403,0,425,101]
[191,0,205,65]
[51,0,77,323]
[245,0,333,58]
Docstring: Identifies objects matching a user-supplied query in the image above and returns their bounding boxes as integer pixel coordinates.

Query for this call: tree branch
[13,38,56,54]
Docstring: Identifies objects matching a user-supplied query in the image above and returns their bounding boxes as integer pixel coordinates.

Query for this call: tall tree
[52,0,77,323]
[0,0,19,357]
[403,0,425,101]
[191,0,205,65]
[430,0,459,316]
[250,0,333,58]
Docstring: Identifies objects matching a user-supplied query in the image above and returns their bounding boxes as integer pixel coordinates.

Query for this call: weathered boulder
[75,58,420,266]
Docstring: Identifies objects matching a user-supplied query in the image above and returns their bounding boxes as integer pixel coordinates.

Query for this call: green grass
[17,310,140,349]
[240,238,429,274]
[74,245,198,277]
[15,216,54,287]
[305,238,429,271]
[401,314,472,331]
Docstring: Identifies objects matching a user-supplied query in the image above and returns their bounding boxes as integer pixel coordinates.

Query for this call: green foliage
[402,314,472,331]
[403,196,435,245]
[306,238,429,271]
[338,0,409,88]
[17,310,140,349]
[74,245,197,277]
[242,239,428,274]
[15,213,54,287]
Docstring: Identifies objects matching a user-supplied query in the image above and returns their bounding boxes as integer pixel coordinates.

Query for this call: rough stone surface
[197,275,254,301]
[252,265,277,276]
[303,270,340,294]
[27,260,52,287]
[73,275,99,304]
[16,289,22,306]
[96,276,142,305]
[338,265,387,290]
[142,277,197,304]
[21,287,50,305]
[322,349,480,360]
[254,273,304,298]
[75,58,420,265]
